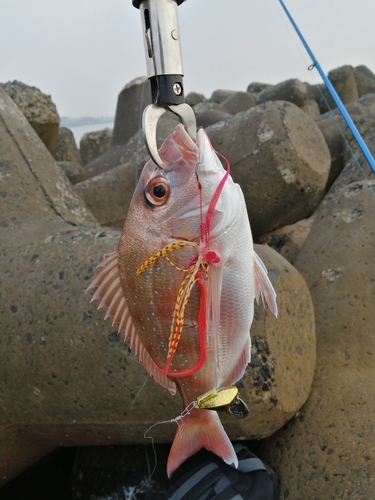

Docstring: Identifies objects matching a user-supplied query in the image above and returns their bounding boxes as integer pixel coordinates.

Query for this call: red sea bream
[88,124,277,476]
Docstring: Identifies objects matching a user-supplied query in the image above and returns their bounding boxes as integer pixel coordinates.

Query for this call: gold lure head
[194,386,249,418]
[196,386,238,409]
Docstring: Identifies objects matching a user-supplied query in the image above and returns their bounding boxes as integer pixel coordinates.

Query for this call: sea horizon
[69,121,114,145]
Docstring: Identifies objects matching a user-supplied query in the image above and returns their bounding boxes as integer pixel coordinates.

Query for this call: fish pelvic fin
[223,336,251,387]
[88,251,177,395]
[167,408,238,478]
[253,251,278,317]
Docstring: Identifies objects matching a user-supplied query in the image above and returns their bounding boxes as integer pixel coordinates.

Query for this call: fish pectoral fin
[167,408,238,477]
[88,251,124,320]
[88,251,177,395]
[253,251,278,317]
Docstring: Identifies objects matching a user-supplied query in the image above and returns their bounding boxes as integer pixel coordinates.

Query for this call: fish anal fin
[223,337,251,387]
[167,408,238,478]
[130,332,176,395]
[254,251,278,317]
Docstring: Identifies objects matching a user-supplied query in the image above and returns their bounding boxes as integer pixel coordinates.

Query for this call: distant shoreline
[68,120,114,144]
[60,116,114,128]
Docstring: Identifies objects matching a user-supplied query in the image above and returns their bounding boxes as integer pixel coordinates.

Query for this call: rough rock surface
[83,111,179,180]
[185,91,206,107]
[255,79,307,107]
[341,113,375,165]
[320,100,367,118]
[220,91,256,115]
[5,68,375,494]
[314,107,375,192]
[83,145,125,179]
[353,65,375,97]
[318,65,359,113]
[303,82,322,103]
[0,88,152,484]
[57,161,88,185]
[193,102,232,129]
[255,216,315,264]
[315,103,369,190]
[335,129,375,194]
[207,100,330,236]
[75,113,180,227]
[74,161,136,227]
[329,65,359,101]
[111,76,151,147]
[0,87,102,484]
[0,87,316,487]
[82,77,151,177]
[357,92,375,114]
[259,178,375,499]
[209,89,234,104]
[0,90,94,229]
[80,127,112,165]
[0,80,60,153]
[53,126,82,165]
[247,82,272,94]
[300,99,320,119]
[315,114,349,190]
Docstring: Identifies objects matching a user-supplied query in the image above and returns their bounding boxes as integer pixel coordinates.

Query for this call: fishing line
[270,0,314,76]
[316,86,375,195]
[128,404,196,499]
[277,0,375,175]
[131,376,149,407]
[135,78,146,187]
[270,0,375,190]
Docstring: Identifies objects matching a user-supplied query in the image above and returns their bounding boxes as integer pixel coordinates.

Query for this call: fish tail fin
[167,408,238,477]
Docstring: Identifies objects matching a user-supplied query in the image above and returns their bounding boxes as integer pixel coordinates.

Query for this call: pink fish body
[89,124,277,476]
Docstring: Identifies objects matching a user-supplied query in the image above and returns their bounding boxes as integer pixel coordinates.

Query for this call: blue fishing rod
[278,0,375,176]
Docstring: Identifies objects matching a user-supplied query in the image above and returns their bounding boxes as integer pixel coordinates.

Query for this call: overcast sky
[1,0,374,118]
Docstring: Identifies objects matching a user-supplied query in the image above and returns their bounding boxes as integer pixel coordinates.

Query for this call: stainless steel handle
[133,0,185,104]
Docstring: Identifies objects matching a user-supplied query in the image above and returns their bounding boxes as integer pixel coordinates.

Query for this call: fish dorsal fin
[88,251,177,395]
[253,251,278,317]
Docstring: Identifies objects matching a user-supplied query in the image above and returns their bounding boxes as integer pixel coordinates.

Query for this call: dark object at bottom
[98,444,279,500]
[164,443,279,500]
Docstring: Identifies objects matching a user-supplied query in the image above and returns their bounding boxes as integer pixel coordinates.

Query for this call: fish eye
[145,176,171,206]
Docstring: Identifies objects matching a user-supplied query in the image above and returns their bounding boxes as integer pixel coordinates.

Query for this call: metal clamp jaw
[133,0,197,170]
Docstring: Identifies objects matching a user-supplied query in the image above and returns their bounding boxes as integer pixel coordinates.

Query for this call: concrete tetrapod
[0,89,316,486]
[259,178,375,498]
[0,89,166,485]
